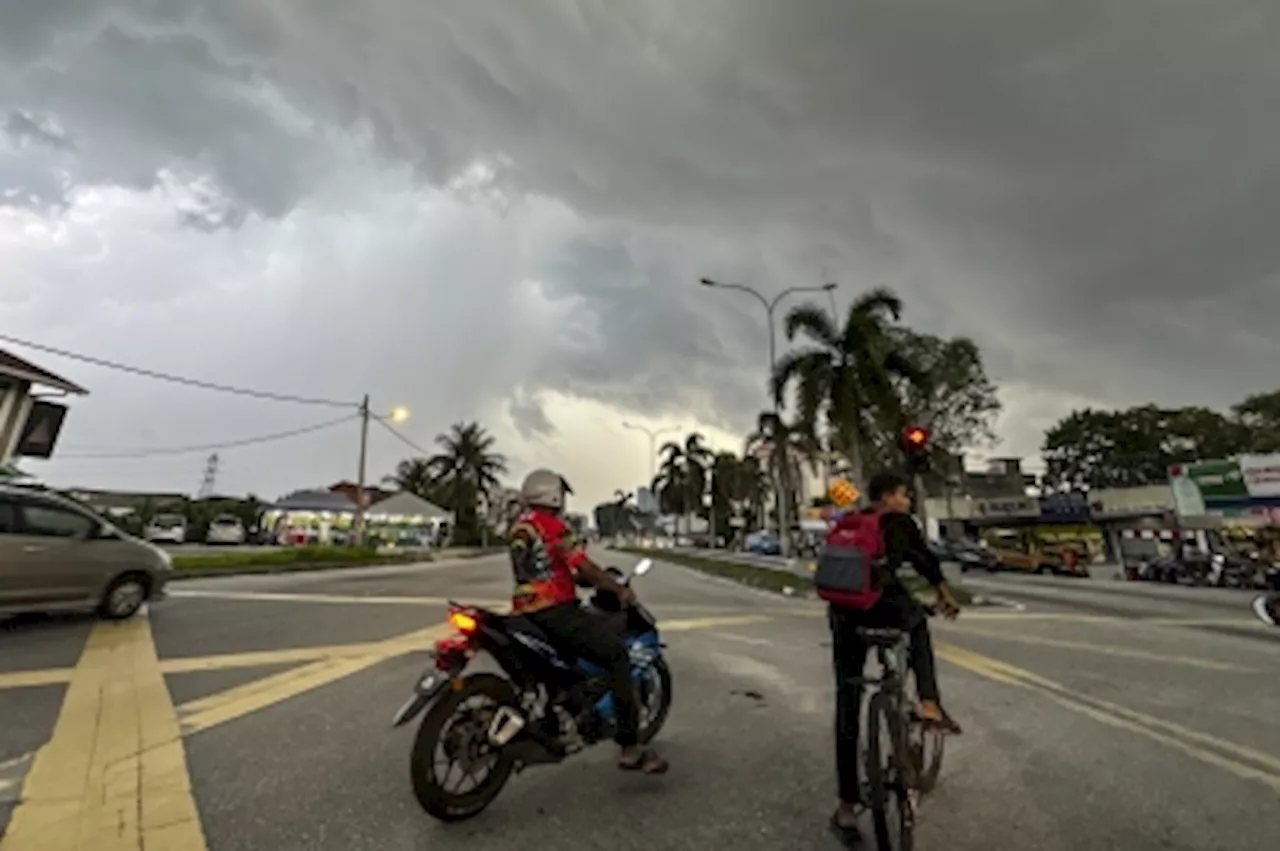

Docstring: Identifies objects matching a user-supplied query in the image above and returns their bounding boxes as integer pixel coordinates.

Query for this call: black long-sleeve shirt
[879,511,946,590]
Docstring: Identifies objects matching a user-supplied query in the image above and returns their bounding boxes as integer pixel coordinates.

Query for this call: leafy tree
[772,288,923,486]
[1233,390,1280,452]
[1042,405,1255,490]
[887,330,1001,489]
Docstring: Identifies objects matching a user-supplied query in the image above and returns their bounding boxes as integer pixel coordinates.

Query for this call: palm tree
[652,432,713,537]
[426,422,508,544]
[384,458,438,501]
[746,411,822,535]
[771,287,924,489]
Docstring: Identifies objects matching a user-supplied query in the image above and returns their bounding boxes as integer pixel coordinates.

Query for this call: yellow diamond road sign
[828,478,859,508]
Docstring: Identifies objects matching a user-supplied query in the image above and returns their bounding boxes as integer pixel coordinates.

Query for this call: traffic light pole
[913,473,929,537]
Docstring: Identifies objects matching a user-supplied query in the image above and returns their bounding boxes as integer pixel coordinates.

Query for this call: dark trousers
[525,602,640,748]
[830,592,940,804]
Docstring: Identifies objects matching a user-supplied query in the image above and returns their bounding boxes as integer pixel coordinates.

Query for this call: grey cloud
[506,390,556,441]
[6,0,1280,495]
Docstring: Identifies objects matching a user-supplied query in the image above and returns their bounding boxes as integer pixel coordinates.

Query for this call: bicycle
[855,608,945,851]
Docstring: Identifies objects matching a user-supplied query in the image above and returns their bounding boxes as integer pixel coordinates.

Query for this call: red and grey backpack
[814,509,886,610]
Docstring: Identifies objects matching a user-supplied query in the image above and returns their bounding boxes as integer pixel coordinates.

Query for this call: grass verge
[616,547,974,606]
[171,545,429,578]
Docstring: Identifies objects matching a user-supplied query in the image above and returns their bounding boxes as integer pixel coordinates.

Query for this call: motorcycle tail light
[434,636,472,671]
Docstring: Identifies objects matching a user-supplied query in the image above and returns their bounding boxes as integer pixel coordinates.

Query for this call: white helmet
[520,468,573,511]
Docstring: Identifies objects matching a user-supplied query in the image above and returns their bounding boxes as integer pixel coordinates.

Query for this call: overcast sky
[3,1,1280,511]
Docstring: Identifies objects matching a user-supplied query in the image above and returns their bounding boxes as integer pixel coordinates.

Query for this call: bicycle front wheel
[865,692,915,851]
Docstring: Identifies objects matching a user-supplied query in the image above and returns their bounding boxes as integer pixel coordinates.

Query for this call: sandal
[619,749,669,774]
[829,811,863,847]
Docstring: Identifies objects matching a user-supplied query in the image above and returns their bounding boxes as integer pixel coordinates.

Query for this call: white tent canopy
[368,491,455,523]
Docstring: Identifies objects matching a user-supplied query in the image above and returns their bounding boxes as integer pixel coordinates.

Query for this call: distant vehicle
[205,514,246,545]
[745,532,782,556]
[929,538,998,573]
[144,513,188,545]
[0,484,172,619]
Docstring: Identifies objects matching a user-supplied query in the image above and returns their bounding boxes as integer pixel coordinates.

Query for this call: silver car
[0,484,173,619]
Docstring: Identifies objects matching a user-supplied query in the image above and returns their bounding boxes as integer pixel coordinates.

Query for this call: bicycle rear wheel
[865,692,915,851]
[904,682,945,794]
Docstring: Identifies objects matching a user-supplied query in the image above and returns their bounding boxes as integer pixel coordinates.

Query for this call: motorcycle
[391,558,673,822]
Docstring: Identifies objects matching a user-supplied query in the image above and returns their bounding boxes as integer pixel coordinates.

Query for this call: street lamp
[622,421,684,484]
[699,277,838,557]
[353,400,412,545]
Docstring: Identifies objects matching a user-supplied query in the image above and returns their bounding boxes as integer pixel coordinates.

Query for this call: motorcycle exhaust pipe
[487,706,527,746]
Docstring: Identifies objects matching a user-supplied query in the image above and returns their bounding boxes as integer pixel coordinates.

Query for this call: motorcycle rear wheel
[410,673,518,822]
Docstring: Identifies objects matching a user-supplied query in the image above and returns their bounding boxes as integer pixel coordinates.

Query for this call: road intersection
[1,551,1276,850]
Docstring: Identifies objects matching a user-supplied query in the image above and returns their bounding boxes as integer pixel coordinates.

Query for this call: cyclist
[828,471,962,844]
[507,468,669,774]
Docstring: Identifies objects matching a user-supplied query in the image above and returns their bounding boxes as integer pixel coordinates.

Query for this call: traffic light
[899,425,931,474]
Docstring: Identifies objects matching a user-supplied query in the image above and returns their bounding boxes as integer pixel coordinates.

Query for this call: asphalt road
[1,551,1277,850]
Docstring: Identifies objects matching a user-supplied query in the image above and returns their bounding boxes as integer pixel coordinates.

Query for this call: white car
[206,515,246,545]
[144,513,188,545]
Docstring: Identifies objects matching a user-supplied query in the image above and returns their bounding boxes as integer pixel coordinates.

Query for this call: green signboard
[1171,459,1247,499]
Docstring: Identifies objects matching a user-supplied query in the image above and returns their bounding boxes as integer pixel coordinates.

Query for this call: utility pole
[353,394,370,546]
[198,452,219,499]
[699,277,837,558]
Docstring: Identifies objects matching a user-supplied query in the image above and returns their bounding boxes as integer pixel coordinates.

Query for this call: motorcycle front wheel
[410,673,518,822]
[637,657,673,744]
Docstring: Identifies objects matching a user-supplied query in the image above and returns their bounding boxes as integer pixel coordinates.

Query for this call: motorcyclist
[508,469,669,774]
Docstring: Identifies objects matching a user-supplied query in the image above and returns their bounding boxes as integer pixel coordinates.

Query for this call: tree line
[1041,391,1280,491]
[602,288,1004,537]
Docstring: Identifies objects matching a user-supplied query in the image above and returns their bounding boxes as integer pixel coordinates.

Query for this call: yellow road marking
[937,643,1280,793]
[177,625,450,735]
[938,624,1258,673]
[168,588,509,608]
[661,615,774,632]
[0,616,206,851]
[175,615,774,734]
[0,668,72,690]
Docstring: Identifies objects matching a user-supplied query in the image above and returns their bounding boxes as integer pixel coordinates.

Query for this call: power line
[375,416,433,457]
[58,414,359,460]
[0,333,360,408]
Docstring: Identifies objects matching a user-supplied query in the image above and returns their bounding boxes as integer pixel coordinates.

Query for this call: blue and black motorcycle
[391,558,673,821]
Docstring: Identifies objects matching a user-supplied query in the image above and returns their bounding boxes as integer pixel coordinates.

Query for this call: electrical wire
[375,416,433,457]
[0,333,360,409]
[58,414,360,460]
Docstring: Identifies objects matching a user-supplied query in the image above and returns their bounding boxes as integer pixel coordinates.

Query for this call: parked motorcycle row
[1124,551,1280,590]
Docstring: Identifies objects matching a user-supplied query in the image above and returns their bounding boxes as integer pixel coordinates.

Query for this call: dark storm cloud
[5,0,1280,471]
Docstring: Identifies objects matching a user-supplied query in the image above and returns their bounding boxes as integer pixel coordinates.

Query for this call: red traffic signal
[902,426,930,449]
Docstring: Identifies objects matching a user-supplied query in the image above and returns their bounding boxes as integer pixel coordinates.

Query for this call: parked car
[144,513,188,545]
[205,514,246,545]
[0,484,172,619]
[745,532,782,555]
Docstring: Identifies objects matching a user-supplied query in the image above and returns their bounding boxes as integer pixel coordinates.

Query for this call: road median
[615,546,974,605]
[170,545,431,579]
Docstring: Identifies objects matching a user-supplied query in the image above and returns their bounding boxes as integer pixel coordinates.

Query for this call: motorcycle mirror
[633,558,654,577]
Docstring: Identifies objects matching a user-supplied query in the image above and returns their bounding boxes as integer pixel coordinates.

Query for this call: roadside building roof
[269,489,358,512]
[0,348,88,395]
[368,491,455,522]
